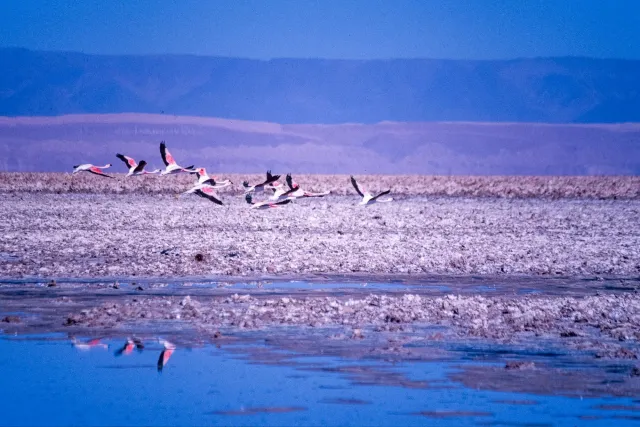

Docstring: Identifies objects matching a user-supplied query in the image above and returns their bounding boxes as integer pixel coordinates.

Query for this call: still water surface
[1,335,639,426]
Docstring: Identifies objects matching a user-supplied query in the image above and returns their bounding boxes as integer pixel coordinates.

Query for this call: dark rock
[47,280,57,287]
[1,315,21,323]
[135,286,144,291]
[64,317,79,326]
[195,253,204,262]
[505,361,536,370]
[384,315,402,324]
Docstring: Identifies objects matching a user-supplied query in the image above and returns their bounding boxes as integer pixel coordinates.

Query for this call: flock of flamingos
[69,140,394,368]
[72,141,393,207]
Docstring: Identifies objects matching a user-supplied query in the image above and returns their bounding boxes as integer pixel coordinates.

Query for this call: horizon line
[0,112,639,128]
[2,46,640,63]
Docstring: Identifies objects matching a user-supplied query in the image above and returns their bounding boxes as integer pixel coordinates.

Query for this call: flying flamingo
[285,174,331,198]
[242,170,281,194]
[191,167,232,187]
[116,154,160,176]
[350,176,392,206]
[245,193,292,209]
[157,339,176,372]
[182,181,231,197]
[268,182,299,202]
[72,163,114,178]
[159,141,194,175]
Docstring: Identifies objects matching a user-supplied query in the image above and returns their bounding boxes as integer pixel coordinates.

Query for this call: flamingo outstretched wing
[195,187,223,205]
[371,189,391,201]
[263,171,281,186]
[132,160,147,174]
[160,141,176,166]
[350,176,365,197]
[116,154,136,169]
[88,167,114,179]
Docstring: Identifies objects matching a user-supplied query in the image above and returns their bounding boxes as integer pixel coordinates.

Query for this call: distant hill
[2,48,640,123]
[1,114,639,174]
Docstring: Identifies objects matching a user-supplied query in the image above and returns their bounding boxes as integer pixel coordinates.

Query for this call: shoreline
[1,172,639,199]
[2,272,639,289]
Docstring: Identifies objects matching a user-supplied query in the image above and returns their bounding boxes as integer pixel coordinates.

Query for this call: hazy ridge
[2,48,640,123]
[0,114,639,174]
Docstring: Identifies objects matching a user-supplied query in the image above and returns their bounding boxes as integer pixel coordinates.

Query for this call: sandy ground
[0,188,638,278]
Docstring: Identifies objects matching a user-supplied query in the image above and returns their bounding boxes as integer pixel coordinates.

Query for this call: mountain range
[2,48,640,124]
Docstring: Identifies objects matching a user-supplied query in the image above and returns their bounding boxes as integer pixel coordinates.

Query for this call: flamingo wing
[350,176,365,197]
[160,141,176,166]
[195,188,223,205]
[88,167,114,178]
[371,189,391,201]
[285,173,294,190]
[263,172,281,186]
[157,348,175,372]
[116,153,136,169]
[273,198,292,206]
[132,160,147,174]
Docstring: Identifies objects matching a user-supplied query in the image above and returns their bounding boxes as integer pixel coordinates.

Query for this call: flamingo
[159,141,194,175]
[191,167,232,187]
[182,181,231,197]
[245,193,292,209]
[242,170,281,194]
[116,154,160,176]
[350,176,392,206]
[285,174,331,198]
[157,339,176,372]
[268,182,299,202]
[72,163,114,178]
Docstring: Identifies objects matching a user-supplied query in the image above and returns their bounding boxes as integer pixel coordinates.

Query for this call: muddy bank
[1,193,639,278]
[61,292,640,358]
[2,282,640,398]
[1,173,639,199]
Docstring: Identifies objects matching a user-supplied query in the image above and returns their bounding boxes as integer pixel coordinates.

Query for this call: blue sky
[2,0,639,59]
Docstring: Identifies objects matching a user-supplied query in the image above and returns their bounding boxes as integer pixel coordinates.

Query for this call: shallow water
[1,335,639,426]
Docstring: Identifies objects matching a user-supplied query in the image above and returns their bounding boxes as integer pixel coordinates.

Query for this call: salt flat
[1,174,638,279]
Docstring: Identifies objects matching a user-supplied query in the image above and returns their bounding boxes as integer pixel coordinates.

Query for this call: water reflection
[71,337,108,351]
[157,339,176,372]
[2,335,640,426]
[73,336,178,373]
